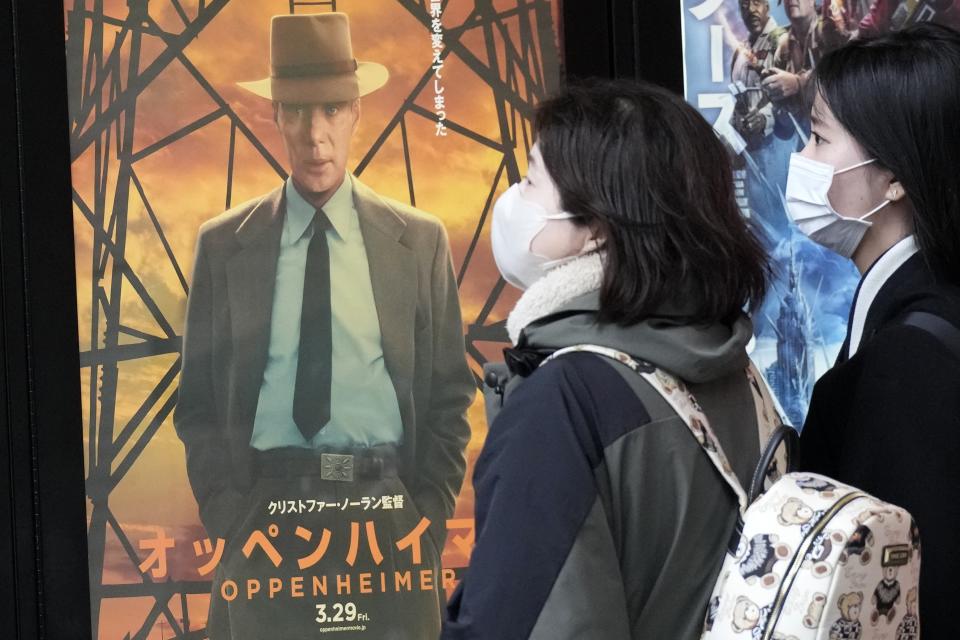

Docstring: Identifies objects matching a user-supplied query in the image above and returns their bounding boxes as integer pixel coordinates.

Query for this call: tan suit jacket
[174,176,476,548]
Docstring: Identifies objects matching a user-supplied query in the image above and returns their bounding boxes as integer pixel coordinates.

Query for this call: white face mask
[785,153,891,259]
[491,183,577,290]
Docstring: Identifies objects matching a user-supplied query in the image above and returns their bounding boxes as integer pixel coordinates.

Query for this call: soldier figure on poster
[729,0,793,236]
[765,0,826,136]
[730,0,787,151]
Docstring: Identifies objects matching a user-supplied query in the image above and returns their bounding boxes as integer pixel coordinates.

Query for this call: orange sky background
[66,0,561,636]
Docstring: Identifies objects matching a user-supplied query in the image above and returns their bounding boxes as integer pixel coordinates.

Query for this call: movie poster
[680,0,959,427]
[64,1,561,637]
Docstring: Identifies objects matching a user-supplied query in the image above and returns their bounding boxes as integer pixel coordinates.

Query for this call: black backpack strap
[748,425,799,504]
[901,311,960,360]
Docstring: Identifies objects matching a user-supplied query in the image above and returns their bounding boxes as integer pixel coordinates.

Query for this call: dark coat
[173,176,476,550]
[443,291,766,639]
[800,253,960,637]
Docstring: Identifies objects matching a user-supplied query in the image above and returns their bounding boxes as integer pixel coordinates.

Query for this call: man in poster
[763,0,824,135]
[730,0,787,151]
[174,12,475,638]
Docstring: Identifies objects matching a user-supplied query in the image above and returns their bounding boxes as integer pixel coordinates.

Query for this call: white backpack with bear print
[541,345,922,640]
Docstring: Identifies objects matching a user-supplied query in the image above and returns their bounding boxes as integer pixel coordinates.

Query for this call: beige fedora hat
[238,13,389,103]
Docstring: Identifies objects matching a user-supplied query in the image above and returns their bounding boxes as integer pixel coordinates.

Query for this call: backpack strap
[748,424,798,503]
[901,311,960,360]
[541,344,750,516]
[744,361,788,442]
[744,361,794,488]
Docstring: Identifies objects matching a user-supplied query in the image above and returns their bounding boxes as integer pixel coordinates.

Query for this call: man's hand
[761,68,802,101]
[734,108,768,138]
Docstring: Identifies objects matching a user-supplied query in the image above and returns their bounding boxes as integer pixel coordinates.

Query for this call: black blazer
[801,252,960,637]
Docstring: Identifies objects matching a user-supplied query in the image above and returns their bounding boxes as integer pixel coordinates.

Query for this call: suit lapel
[352,177,418,428]
[842,252,926,364]
[226,186,285,425]
[861,253,925,343]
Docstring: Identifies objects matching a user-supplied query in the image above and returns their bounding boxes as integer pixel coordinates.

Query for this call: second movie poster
[681,0,959,427]
[64,0,562,637]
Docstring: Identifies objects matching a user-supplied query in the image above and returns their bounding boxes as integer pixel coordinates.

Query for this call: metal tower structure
[65,0,559,636]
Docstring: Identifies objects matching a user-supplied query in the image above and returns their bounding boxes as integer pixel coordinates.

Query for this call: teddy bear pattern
[703,568,730,632]
[731,595,772,640]
[736,533,792,588]
[802,592,827,628]
[794,475,837,498]
[704,594,720,632]
[871,565,902,626]
[802,530,847,577]
[689,415,718,453]
[895,587,919,640]
[909,518,921,555]
[691,445,920,640]
[778,498,827,538]
[829,591,864,640]
[839,524,874,565]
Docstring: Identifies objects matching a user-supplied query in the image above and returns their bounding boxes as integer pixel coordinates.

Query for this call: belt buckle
[320,453,354,482]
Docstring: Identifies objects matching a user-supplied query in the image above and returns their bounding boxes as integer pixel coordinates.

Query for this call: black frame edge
[1,0,92,638]
[561,0,684,93]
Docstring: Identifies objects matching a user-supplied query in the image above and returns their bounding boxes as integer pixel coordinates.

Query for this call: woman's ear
[885,179,907,203]
[579,225,606,254]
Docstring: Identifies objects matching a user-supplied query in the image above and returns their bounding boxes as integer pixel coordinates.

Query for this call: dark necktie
[293,209,332,440]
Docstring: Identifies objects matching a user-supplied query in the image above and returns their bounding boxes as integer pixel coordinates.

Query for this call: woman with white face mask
[443,80,772,640]
[793,23,960,637]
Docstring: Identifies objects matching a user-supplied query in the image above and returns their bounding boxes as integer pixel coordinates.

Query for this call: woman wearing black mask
[442,80,773,639]
[793,23,960,636]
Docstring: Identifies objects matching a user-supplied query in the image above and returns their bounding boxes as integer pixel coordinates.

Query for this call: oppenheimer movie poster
[681,0,960,427]
[63,1,561,637]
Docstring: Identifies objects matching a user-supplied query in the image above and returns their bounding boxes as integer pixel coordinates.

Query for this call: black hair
[815,22,960,283]
[533,79,769,325]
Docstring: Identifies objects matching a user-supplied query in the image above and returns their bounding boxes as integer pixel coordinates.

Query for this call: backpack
[538,344,922,640]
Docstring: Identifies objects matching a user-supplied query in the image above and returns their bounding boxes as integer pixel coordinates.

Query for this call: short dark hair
[814,22,960,283]
[533,79,769,325]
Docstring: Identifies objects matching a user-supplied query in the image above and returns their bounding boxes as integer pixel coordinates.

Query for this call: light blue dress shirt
[250,174,404,450]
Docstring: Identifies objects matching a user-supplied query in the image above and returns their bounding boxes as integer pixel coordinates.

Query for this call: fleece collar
[506,252,604,345]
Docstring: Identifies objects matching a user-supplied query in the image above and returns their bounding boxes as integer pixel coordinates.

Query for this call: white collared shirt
[251,174,403,449]
[847,235,920,358]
